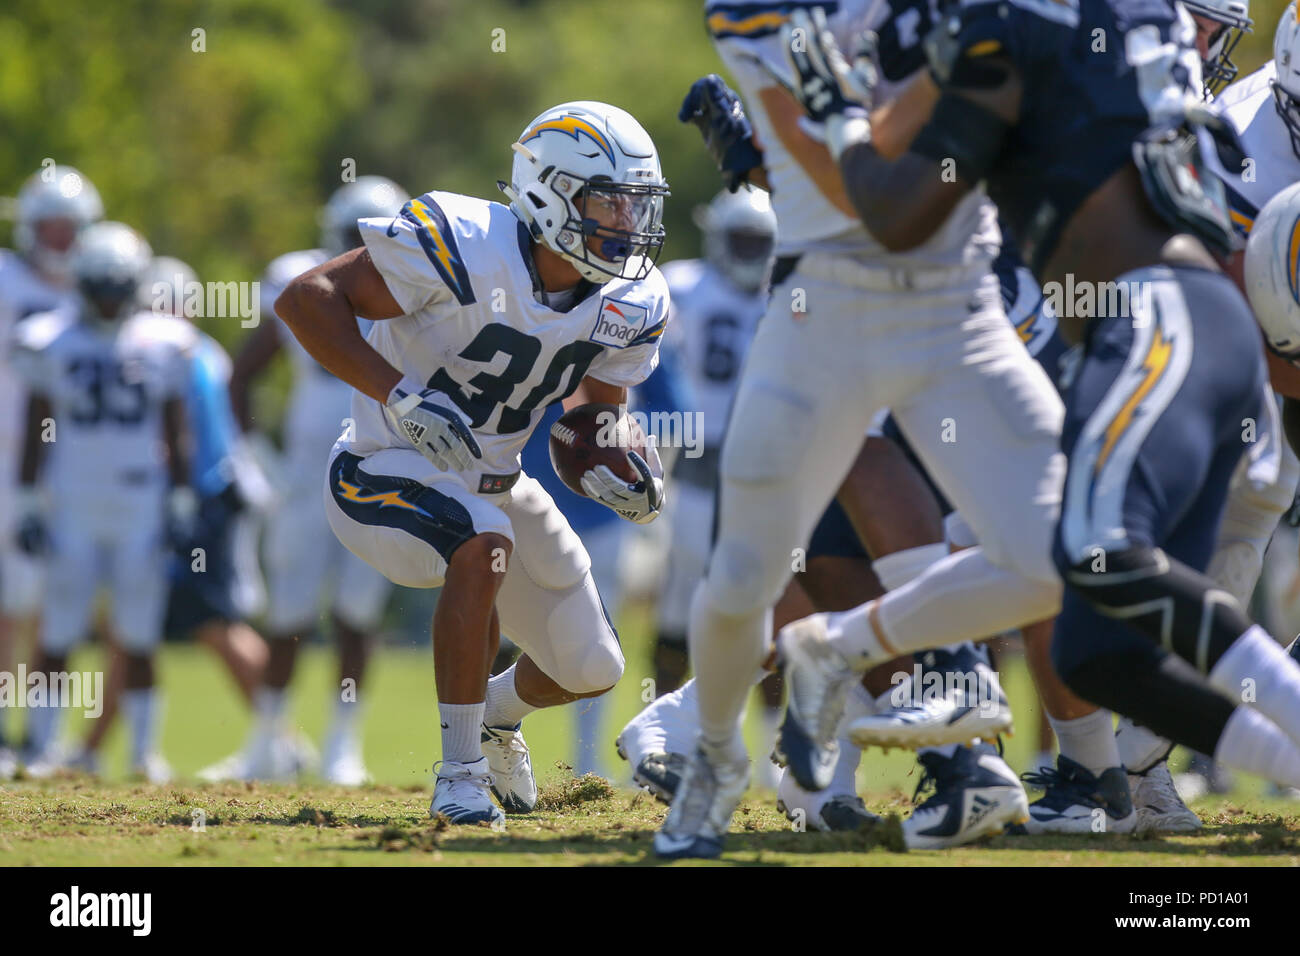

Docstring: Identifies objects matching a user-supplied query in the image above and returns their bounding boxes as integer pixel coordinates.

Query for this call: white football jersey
[705,0,1000,265]
[1219,62,1300,237]
[260,249,364,464]
[0,250,80,459]
[351,190,668,483]
[10,309,196,503]
[661,259,763,447]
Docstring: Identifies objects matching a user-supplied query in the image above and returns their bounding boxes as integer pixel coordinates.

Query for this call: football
[548,402,647,497]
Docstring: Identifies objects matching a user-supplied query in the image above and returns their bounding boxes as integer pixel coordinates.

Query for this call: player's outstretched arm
[274,247,406,403]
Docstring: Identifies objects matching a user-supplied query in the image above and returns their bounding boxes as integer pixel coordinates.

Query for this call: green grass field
[3,602,1300,865]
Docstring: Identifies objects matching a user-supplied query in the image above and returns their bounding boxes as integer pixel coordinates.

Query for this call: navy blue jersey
[876,0,941,81]
[935,0,1201,271]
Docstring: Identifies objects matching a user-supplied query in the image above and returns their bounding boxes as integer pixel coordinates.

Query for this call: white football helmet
[71,222,153,326]
[320,176,411,256]
[694,187,777,293]
[1274,2,1300,158]
[1244,181,1300,362]
[500,101,670,284]
[141,255,199,317]
[14,165,104,283]
[1183,0,1252,95]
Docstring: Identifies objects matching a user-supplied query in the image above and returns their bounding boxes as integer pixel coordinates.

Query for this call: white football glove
[384,376,483,472]
[581,443,665,525]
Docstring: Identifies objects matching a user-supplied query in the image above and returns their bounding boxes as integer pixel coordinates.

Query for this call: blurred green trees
[1,0,1294,362]
[0,0,724,354]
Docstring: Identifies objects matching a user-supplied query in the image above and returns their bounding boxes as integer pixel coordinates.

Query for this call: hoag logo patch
[591,297,648,349]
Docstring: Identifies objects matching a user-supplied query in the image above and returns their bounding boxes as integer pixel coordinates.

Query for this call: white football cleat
[22,742,78,779]
[848,664,1013,751]
[1129,761,1201,833]
[480,723,537,813]
[654,743,749,860]
[130,752,173,785]
[776,767,879,832]
[199,731,316,783]
[430,758,505,827]
[903,744,1029,849]
[0,746,16,782]
[776,614,855,792]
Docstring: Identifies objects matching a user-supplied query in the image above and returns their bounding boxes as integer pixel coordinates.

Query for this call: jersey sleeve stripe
[625,317,667,348]
[1224,183,1258,238]
[705,1,838,39]
[401,195,477,306]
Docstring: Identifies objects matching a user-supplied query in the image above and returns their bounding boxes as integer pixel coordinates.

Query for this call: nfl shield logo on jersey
[591,297,648,349]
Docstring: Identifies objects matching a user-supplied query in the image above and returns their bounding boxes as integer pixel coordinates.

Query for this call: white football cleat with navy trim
[903,744,1029,849]
[1019,756,1136,834]
[431,758,506,827]
[480,723,538,813]
[848,661,1013,750]
[776,613,855,791]
[653,744,749,860]
[1129,761,1201,833]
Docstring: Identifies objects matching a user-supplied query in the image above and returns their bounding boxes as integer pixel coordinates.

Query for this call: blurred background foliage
[0,0,723,356]
[0,0,1291,358]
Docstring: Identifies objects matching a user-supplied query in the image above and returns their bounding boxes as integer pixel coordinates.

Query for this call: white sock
[1049,709,1120,777]
[1209,625,1300,744]
[690,585,767,760]
[1215,706,1300,790]
[483,664,536,728]
[26,699,62,756]
[439,701,485,765]
[121,688,159,766]
[828,548,1059,668]
[331,697,360,735]
[255,687,287,733]
[1114,715,1170,773]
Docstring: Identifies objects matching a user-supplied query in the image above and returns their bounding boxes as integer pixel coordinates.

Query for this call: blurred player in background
[14,223,197,782]
[0,166,102,780]
[211,177,409,784]
[148,257,275,707]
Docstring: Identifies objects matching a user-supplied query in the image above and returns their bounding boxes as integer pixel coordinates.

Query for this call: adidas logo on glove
[401,419,427,443]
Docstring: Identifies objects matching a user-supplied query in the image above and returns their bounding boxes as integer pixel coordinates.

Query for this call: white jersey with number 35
[10,309,195,504]
[350,190,669,482]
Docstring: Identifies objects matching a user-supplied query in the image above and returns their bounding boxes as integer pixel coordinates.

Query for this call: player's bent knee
[563,640,625,695]
[703,537,784,618]
[448,532,512,575]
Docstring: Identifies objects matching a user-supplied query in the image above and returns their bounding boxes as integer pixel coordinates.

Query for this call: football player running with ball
[274,101,670,827]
